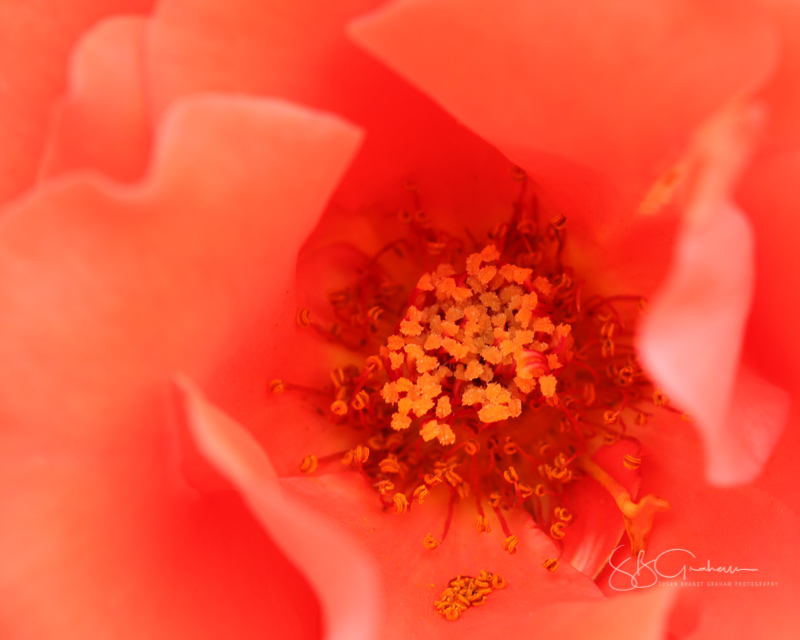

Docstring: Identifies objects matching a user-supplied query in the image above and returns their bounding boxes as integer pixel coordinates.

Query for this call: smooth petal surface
[0,0,154,204]
[638,104,788,485]
[0,95,363,638]
[177,377,381,640]
[603,412,800,639]
[350,0,776,235]
[39,15,151,182]
[0,95,362,448]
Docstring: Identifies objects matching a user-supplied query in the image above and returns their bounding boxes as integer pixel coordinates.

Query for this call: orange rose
[1,1,798,639]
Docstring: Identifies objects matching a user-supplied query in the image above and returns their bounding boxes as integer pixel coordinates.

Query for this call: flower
[1,1,799,640]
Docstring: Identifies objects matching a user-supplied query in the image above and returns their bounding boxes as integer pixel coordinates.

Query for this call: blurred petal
[0,0,154,204]
[39,15,151,182]
[283,472,605,639]
[0,95,362,452]
[608,412,800,639]
[0,93,365,639]
[638,103,788,485]
[350,0,776,234]
[177,376,381,640]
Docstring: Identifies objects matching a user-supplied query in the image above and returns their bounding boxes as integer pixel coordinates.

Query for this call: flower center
[279,168,674,579]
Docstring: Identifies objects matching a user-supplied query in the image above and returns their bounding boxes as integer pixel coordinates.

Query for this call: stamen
[288,176,677,586]
[269,379,284,394]
[434,571,506,621]
[299,454,317,474]
[578,455,671,555]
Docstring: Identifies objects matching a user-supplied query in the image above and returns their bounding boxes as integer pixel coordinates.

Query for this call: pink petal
[489,588,676,640]
[0,95,363,638]
[638,103,788,485]
[563,439,641,578]
[757,0,800,151]
[737,149,800,398]
[0,0,154,204]
[147,0,522,235]
[177,377,381,640]
[39,15,151,182]
[0,95,361,450]
[283,473,602,638]
[349,0,776,235]
[602,411,800,638]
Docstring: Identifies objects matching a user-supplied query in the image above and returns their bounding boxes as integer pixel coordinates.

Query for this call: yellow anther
[503,441,519,455]
[491,574,506,589]
[502,535,519,555]
[477,515,491,533]
[503,466,520,484]
[634,411,649,426]
[330,400,348,416]
[489,492,502,508]
[393,493,409,514]
[351,390,369,411]
[365,355,383,374]
[538,442,552,456]
[534,484,547,497]
[296,308,312,327]
[375,479,394,495]
[464,440,480,455]
[602,337,615,358]
[379,455,401,474]
[550,212,567,230]
[424,534,439,550]
[603,410,619,425]
[600,322,615,338]
[518,483,533,499]
[367,305,383,324]
[413,485,430,504]
[539,374,557,398]
[542,558,559,572]
[330,367,347,388]
[299,454,317,474]
[269,379,285,394]
[555,507,572,522]
[623,454,642,471]
[550,521,567,540]
[653,389,669,407]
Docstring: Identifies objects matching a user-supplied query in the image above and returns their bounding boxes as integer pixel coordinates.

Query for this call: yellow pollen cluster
[379,245,572,443]
[434,571,506,621]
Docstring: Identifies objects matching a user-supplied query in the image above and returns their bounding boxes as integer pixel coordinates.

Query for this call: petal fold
[38,15,151,182]
[350,0,776,232]
[177,376,381,640]
[637,103,788,484]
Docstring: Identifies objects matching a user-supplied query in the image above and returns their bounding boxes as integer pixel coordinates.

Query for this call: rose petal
[38,15,151,182]
[637,103,788,485]
[564,439,641,578]
[0,95,363,639]
[602,411,800,639]
[757,0,800,151]
[176,376,381,640]
[0,0,154,204]
[0,95,361,449]
[350,0,776,234]
[283,472,603,639]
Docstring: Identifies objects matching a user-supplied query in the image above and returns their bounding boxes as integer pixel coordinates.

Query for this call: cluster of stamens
[279,169,675,596]
[434,571,506,621]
